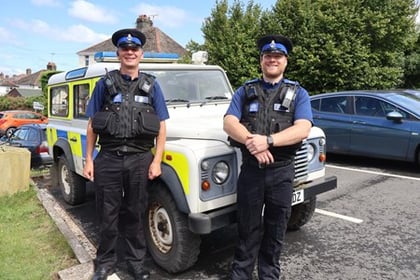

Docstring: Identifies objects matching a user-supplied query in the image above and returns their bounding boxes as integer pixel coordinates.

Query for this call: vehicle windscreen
[146,69,232,103]
[387,93,420,117]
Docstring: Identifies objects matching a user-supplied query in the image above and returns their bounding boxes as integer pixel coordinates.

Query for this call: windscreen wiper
[200,95,228,106]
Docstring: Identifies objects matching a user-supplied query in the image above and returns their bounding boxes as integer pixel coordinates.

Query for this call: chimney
[47,62,57,71]
[26,68,32,75]
[136,14,153,31]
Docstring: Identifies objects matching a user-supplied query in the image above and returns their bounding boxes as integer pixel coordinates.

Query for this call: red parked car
[0,110,48,137]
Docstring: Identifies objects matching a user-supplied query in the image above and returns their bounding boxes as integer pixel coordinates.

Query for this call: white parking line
[327,164,420,181]
[315,208,364,224]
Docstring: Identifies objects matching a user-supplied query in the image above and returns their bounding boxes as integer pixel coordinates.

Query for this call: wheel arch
[52,138,75,171]
[156,163,190,214]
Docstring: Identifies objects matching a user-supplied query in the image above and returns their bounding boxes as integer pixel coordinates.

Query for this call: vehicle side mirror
[386,111,403,123]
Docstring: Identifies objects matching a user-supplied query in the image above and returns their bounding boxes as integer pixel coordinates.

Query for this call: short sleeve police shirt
[225,79,313,124]
[86,72,170,121]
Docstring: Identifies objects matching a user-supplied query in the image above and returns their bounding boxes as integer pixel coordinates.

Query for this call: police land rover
[46,52,337,273]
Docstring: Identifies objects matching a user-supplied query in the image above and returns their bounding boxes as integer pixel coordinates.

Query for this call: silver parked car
[310,90,420,164]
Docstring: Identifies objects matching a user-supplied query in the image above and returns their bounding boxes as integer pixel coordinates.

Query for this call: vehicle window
[51,85,69,117]
[27,113,42,120]
[14,113,25,119]
[320,96,346,113]
[311,99,320,111]
[149,70,231,102]
[11,127,29,140]
[74,83,90,119]
[381,101,409,119]
[27,129,38,141]
[355,97,387,117]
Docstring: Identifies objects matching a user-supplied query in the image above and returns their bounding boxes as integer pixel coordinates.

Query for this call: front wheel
[146,183,201,273]
[287,197,316,231]
[57,156,86,205]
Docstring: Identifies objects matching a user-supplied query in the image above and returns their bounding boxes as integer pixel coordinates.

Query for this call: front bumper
[188,175,338,235]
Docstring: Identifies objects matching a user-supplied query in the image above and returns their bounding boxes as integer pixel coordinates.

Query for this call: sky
[0,0,277,76]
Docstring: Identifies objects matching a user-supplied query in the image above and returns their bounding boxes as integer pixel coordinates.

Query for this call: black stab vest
[97,70,158,152]
[239,79,302,161]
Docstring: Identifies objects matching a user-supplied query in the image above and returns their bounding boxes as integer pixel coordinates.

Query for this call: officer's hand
[83,159,94,181]
[254,150,274,165]
[148,161,162,180]
[245,134,268,155]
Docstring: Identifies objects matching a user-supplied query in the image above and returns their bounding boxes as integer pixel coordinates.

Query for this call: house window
[85,55,89,66]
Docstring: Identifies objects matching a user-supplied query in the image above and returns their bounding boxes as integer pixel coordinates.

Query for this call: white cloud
[68,0,118,24]
[133,3,189,28]
[11,19,109,44]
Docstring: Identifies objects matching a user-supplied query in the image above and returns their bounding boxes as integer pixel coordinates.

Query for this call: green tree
[202,0,263,88]
[263,0,418,93]
[202,0,419,93]
[403,32,420,88]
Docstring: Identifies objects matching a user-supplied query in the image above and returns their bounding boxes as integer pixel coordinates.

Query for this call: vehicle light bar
[94,51,180,63]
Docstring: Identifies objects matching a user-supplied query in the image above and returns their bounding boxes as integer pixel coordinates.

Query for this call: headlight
[212,161,229,184]
[307,143,315,162]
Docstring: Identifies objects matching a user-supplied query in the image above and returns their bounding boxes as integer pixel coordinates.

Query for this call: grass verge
[0,183,78,280]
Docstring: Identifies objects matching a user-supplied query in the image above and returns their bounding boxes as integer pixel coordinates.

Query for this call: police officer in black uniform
[83,28,169,280]
[224,34,313,279]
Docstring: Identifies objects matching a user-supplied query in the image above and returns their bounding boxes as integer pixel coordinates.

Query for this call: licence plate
[292,189,304,206]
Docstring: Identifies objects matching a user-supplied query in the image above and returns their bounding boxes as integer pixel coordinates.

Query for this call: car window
[311,99,320,111]
[355,96,409,118]
[10,127,29,140]
[28,113,42,120]
[27,128,38,141]
[74,83,90,119]
[149,70,231,101]
[51,85,69,117]
[320,96,347,114]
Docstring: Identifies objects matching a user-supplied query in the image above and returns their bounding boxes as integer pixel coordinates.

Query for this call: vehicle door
[311,95,352,153]
[350,96,411,160]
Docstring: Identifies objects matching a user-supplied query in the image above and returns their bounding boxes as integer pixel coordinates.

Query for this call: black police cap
[257,35,293,55]
[111,28,146,48]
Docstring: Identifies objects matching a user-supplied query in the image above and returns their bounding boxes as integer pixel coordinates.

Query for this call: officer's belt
[245,158,293,169]
[101,145,144,156]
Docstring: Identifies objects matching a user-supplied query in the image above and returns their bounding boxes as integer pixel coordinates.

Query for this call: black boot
[127,262,150,280]
[92,266,115,280]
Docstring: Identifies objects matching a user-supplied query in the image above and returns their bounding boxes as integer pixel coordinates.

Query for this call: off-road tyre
[146,183,201,273]
[287,197,316,231]
[58,156,86,205]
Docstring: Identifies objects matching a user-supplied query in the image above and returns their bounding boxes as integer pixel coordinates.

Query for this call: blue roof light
[94,51,180,63]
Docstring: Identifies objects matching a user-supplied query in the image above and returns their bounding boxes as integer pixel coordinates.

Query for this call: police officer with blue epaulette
[224,34,313,279]
[83,28,169,280]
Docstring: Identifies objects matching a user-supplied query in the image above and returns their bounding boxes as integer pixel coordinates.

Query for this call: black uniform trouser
[231,160,294,280]
[93,150,153,271]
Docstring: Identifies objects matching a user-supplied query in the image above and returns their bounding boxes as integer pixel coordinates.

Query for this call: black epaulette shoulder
[244,78,260,85]
[283,78,300,86]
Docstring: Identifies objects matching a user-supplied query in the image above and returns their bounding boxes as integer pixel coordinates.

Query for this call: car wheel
[58,156,86,205]
[5,127,16,137]
[287,197,316,231]
[146,182,201,273]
